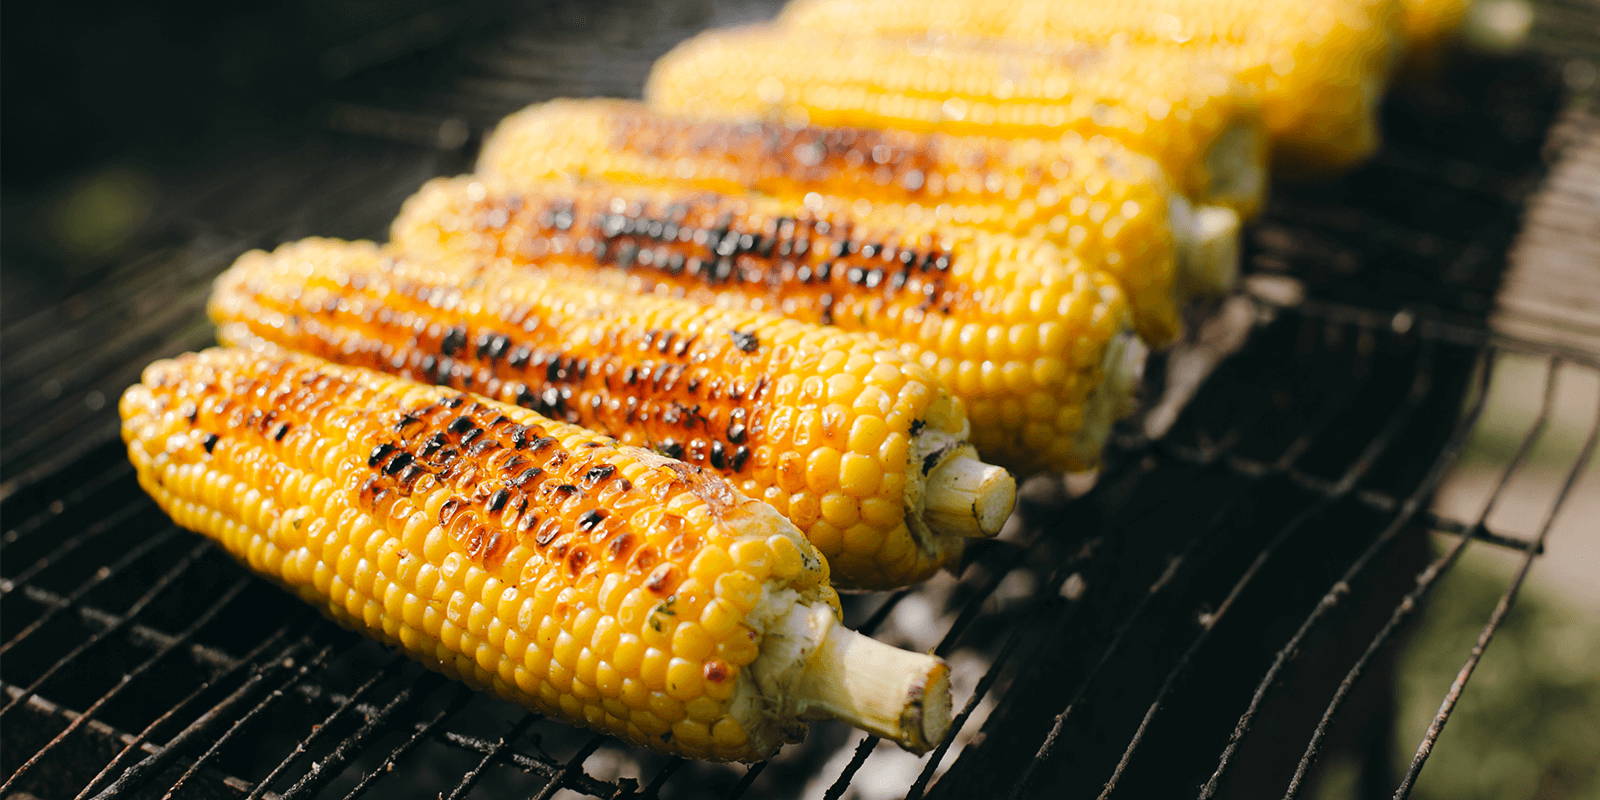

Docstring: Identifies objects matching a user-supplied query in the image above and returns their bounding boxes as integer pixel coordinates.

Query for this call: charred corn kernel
[121,348,953,760]
[780,0,1399,171]
[394,178,1144,475]
[478,100,1231,341]
[644,26,1265,212]
[212,239,1012,588]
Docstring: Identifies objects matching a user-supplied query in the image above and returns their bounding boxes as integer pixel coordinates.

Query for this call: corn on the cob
[210,239,1016,589]
[778,0,1399,171]
[393,177,1145,475]
[121,347,953,760]
[644,25,1267,215]
[478,100,1241,339]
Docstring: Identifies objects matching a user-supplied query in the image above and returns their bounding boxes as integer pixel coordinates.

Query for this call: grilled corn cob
[778,0,1399,171]
[210,239,1015,589]
[393,177,1145,475]
[644,25,1267,215]
[121,347,953,760]
[478,100,1241,338]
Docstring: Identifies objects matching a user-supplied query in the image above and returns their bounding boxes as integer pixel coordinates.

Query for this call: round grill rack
[2,1,1598,798]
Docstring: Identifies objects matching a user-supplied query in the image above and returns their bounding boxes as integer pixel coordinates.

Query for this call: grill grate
[4,1,1600,798]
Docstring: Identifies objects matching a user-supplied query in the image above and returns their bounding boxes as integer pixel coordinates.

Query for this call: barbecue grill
[3,1,1598,797]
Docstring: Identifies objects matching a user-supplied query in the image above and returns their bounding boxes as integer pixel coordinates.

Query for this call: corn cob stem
[1071,332,1147,469]
[922,448,1015,539]
[644,25,1268,213]
[781,604,951,751]
[121,348,954,759]
[393,177,1139,475]
[211,239,1014,588]
[1171,201,1243,299]
[478,100,1210,344]
[1458,0,1532,52]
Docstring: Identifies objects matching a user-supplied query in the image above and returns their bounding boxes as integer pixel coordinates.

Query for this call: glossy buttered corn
[394,177,1146,475]
[644,25,1267,214]
[779,0,1400,171]
[121,348,953,761]
[210,239,1015,589]
[479,100,1243,343]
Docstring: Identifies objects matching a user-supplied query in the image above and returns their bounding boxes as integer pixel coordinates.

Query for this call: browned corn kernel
[121,348,953,760]
[393,177,1145,475]
[478,100,1245,341]
[780,0,1401,171]
[210,238,1016,589]
[644,25,1267,213]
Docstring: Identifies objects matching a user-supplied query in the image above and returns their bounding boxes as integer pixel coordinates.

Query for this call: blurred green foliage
[1394,546,1599,800]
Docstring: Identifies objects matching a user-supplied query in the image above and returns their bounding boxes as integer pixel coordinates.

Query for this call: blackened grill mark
[486,489,510,513]
[448,415,474,435]
[440,326,467,356]
[709,442,727,470]
[467,438,500,456]
[271,422,291,441]
[730,447,751,472]
[726,408,748,443]
[582,465,616,487]
[606,532,635,560]
[729,330,759,353]
[460,428,483,446]
[577,509,606,531]
[419,432,448,458]
[512,466,544,488]
[657,440,684,460]
[922,450,943,475]
[368,443,395,466]
[203,433,220,453]
[383,452,414,475]
[439,497,464,525]
[530,436,558,452]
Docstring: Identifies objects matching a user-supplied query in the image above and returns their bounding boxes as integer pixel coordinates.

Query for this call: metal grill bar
[1393,368,1599,798]
[1080,336,1445,799]
[160,641,346,798]
[244,652,409,799]
[0,577,251,793]
[338,686,474,800]
[72,616,311,800]
[83,633,322,800]
[2,2,1595,798]
[442,714,539,800]
[1275,354,1561,797]
[1198,352,1529,796]
[1,532,203,714]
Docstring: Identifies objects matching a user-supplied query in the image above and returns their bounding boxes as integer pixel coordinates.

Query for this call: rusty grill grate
[3,1,1599,798]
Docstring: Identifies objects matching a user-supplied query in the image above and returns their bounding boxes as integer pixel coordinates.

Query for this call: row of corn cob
[124,0,1522,767]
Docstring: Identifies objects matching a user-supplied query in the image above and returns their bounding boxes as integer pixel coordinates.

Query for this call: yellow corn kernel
[781,0,1400,170]
[645,25,1265,210]
[392,178,1138,475]
[480,98,1235,327]
[119,347,949,761]
[212,237,1003,589]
